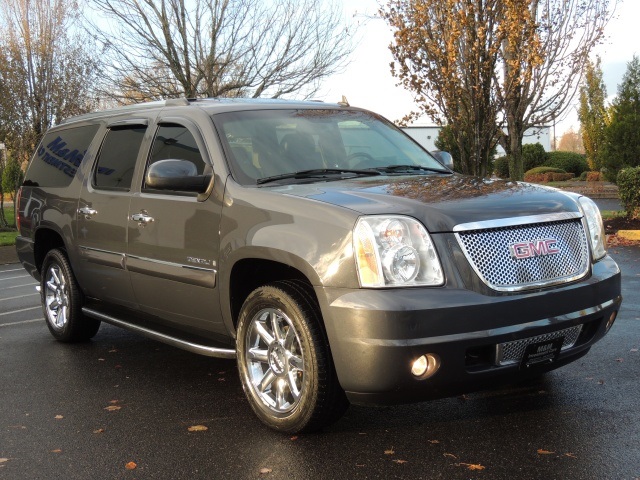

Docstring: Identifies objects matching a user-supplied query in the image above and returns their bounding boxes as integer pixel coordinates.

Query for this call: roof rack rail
[165,97,191,106]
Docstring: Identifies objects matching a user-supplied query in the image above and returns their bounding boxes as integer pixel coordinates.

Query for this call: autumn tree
[558,127,585,154]
[578,57,608,170]
[88,0,354,103]
[602,55,640,181]
[0,0,98,157]
[383,0,616,180]
[381,0,503,177]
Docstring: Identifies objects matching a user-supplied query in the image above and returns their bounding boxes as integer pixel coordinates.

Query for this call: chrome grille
[455,218,590,291]
[495,325,583,366]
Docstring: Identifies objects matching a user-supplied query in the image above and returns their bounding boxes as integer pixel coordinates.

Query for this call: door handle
[78,207,97,219]
[131,211,155,226]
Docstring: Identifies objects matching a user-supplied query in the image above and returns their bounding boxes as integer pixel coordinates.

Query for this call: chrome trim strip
[80,246,123,256]
[83,308,236,359]
[350,297,620,347]
[126,254,216,273]
[453,212,582,232]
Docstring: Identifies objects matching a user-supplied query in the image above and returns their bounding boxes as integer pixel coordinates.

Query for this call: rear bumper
[317,255,622,405]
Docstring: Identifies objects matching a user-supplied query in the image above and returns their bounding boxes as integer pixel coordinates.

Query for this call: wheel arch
[227,257,318,331]
[33,227,67,277]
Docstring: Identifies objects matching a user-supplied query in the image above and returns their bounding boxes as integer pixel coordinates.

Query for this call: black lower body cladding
[317,255,622,405]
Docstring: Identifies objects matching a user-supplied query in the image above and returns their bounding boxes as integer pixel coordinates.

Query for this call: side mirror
[145,159,211,193]
[430,150,454,170]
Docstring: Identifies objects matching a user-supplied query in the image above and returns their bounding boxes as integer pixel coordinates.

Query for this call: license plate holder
[520,337,564,369]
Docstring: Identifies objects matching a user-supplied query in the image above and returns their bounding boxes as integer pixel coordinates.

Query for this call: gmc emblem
[509,238,560,260]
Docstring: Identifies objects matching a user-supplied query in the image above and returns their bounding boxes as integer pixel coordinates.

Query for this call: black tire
[236,281,348,433]
[40,249,100,342]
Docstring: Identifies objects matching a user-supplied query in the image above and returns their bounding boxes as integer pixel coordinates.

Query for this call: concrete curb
[618,230,640,241]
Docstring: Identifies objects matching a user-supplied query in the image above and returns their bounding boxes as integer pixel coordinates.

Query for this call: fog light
[605,311,618,332]
[411,353,440,379]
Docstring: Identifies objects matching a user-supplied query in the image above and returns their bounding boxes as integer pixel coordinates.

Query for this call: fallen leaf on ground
[598,379,605,385]
[537,449,555,455]
[109,400,120,404]
[356,464,365,467]
[459,463,485,471]
[564,453,577,459]
[125,462,137,470]
[290,436,298,441]
[98,358,105,362]
[444,453,458,459]
[392,459,408,464]
[384,448,395,455]
[631,348,638,352]
[0,459,9,463]
[187,425,208,432]
[259,467,272,474]
[218,378,225,382]
[51,449,62,453]
[54,415,63,420]
[428,440,440,444]
[93,429,105,434]
[108,349,118,353]
[616,358,624,362]
[104,405,121,412]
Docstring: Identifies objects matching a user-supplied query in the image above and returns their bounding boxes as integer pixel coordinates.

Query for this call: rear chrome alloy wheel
[244,308,305,415]
[44,263,70,330]
[40,249,101,342]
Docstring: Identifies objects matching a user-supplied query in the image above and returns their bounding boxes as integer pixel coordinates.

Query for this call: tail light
[15,186,22,232]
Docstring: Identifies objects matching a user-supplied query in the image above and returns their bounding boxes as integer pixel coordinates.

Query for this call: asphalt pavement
[1,248,639,479]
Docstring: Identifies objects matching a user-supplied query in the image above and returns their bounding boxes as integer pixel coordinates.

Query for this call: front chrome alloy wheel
[244,308,305,415]
[44,264,69,330]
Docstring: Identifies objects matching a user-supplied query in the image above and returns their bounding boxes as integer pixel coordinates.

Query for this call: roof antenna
[338,95,350,107]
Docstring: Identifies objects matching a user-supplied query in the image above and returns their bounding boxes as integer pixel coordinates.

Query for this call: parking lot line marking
[0,306,41,316]
[0,293,39,302]
[0,274,30,281]
[3,282,38,290]
[0,319,42,327]
[0,268,24,273]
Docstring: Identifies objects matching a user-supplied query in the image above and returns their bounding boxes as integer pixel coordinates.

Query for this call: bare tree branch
[87,0,354,103]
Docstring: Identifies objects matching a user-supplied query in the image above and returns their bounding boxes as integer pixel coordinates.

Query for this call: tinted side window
[94,126,146,190]
[145,124,207,190]
[24,125,100,187]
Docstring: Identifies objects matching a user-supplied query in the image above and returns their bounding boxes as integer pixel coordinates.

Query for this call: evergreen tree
[603,55,640,181]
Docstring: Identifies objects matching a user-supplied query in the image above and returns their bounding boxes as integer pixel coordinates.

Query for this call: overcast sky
[318,0,638,136]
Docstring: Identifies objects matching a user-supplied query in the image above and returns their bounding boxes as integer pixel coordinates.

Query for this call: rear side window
[24,125,100,187]
[94,126,146,190]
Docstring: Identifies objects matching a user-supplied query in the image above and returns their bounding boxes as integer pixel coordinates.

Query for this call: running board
[82,307,236,359]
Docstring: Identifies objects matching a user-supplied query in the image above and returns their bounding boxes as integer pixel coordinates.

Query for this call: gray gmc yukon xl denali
[16,98,622,433]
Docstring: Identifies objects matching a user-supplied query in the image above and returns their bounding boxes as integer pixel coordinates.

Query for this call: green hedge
[522,143,548,172]
[544,151,589,177]
[617,167,640,219]
[494,156,509,178]
[525,166,566,175]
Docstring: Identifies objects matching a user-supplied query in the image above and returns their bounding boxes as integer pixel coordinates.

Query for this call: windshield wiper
[370,164,450,174]
[257,168,381,185]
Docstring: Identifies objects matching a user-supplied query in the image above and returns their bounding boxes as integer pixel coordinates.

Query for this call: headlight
[578,197,606,261]
[353,215,444,287]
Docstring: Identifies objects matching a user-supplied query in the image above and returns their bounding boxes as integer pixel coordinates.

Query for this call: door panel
[127,122,224,335]
[76,125,147,307]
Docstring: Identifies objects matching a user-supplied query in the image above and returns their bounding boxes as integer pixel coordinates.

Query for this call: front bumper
[316,255,621,406]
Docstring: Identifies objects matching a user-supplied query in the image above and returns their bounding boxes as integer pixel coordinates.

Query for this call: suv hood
[271,174,581,232]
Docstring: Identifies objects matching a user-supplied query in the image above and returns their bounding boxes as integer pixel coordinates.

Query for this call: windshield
[213,109,447,185]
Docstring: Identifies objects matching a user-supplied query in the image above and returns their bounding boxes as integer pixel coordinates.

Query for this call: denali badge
[509,238,560,260]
